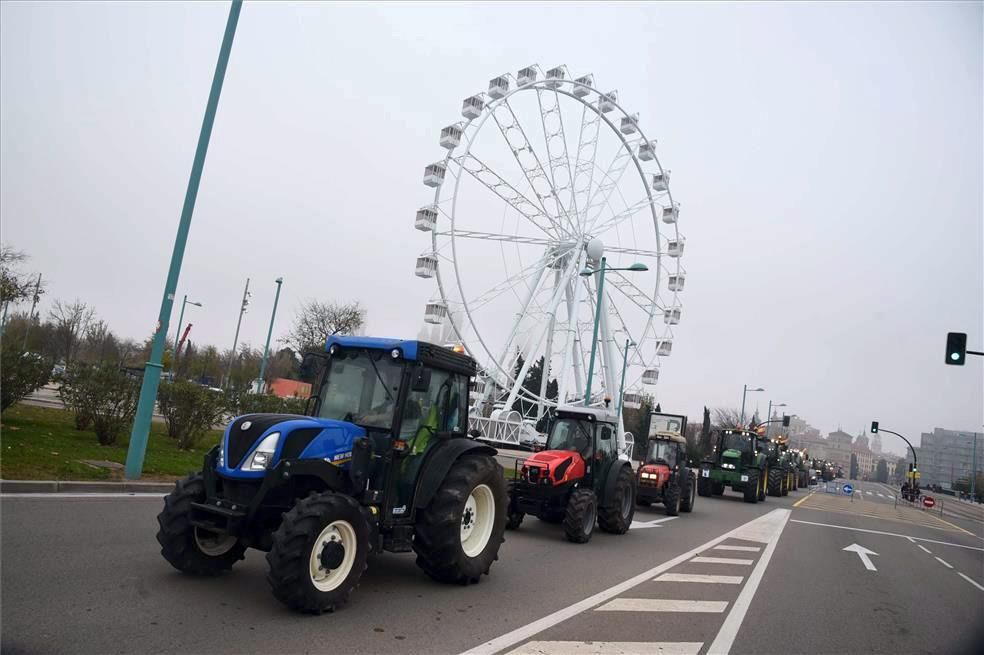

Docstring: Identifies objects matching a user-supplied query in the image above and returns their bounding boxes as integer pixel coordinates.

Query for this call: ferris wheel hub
[585,237,604,263]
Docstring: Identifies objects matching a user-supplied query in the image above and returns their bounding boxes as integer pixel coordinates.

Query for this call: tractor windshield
[646,439,678,466]
[317,349,403,429]
[547,418,594,459]
[720,432,753,454]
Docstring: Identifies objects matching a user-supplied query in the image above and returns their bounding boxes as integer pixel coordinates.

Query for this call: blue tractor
[156,336,507,613]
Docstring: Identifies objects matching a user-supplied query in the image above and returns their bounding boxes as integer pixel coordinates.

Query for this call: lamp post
[616,338,637,423]
[124,0,243,480]
[256,277,284,394]
[172,295,203,364]
[765,401,786,438]
[580,257,648,407]
[740,384,764,426]
[225,277,251,389]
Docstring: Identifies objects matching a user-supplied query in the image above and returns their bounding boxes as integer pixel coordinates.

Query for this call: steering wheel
[343,412,355,423]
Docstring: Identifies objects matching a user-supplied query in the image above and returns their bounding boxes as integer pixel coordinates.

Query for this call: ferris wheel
[413,65,685,436]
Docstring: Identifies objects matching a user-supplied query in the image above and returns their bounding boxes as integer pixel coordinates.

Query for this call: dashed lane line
[655,573,744,585]
[917,545,932,554]
[507,642,703,655]
[691,556,753,565]
[935,557,953,569]
[597,599,728,613]
[711,545,760,552]
[958,573,984,592]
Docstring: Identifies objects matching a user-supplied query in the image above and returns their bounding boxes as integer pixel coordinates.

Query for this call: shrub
[59,364,138,445]
[158,381,228,450]
[227,391,307,417]
[0,343,49,413]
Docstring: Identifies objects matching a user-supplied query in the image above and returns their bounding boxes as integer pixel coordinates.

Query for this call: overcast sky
[2,1,981,455]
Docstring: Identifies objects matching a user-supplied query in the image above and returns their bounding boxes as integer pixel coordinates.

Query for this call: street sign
[923,496,936,508]
[843,484,854,495]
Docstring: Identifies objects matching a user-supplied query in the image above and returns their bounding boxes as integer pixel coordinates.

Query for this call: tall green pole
[257,277,283,393]
[583,257,606,407]
[125,0,243,480]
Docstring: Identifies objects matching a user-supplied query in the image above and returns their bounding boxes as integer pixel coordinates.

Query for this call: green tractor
[763,438,795,496]
[697,428,768,503]
[794,450,812,488]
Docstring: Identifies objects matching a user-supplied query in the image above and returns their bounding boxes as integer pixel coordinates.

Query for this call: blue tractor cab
[157,336,507,614]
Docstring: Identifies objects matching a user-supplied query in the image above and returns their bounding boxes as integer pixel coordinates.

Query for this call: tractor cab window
[646,439,677,466]
[317,349,402,430]
[401,369,468,440]
[547,418,594,459]
[720,432,753,454]
[596,425,617,461]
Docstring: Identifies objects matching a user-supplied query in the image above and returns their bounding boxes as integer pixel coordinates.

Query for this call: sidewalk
[1,480,174,494]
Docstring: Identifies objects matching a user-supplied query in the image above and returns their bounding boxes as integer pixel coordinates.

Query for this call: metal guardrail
[469,415,635,459]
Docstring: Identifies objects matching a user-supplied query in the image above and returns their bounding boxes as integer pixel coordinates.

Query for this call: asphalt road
[2,482,982,655]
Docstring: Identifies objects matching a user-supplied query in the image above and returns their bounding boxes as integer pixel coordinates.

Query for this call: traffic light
[945,332,967,366]
[782,415,790,427]
[871,421,879,434]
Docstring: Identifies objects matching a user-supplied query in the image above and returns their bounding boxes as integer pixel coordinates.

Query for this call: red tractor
[505,406,636,543]
[635,413,696,515]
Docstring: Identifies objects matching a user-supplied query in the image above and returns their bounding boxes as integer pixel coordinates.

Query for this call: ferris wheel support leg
[477,259,549,411]
[503,257,579,415]
[536,268,563,422]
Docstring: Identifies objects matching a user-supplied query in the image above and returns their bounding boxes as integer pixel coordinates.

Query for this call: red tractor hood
[521,450,586,486]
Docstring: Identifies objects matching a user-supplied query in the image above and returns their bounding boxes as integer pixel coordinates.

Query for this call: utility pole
[21,273,42,350]
[256,277,284,394]
[124,0,243,480]
[225,277,251,389]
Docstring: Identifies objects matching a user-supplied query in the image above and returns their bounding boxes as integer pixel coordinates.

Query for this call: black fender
[413,438,498,509]
[602,459,633,505]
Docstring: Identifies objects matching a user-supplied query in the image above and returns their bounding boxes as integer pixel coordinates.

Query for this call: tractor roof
[649,432,687,445]
[324,336,477,376]
[555,405,619,425]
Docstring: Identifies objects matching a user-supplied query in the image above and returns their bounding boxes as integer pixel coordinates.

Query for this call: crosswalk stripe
[506,641,703,655]
[597,599,728,613]
[866,491,873,495]
[655,573,743,584]
[712,545,760,552]
[691,556,753,565]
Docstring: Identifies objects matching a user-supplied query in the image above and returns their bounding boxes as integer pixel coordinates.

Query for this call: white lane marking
[597,599,728,613]
[706,509,792,655]
[0,493,165,499]
[935,557,953,569]
[906,536,916,543]
[507,641,703,655]
[958,573,984,591]
[691,556,753,565]
[877,493,886,498]
[459,509,792,655]
[630,517,679,530]
[842,543,879,571]
[712,545,760,552]
[790,519,984,552]
[917,544,932,554]
[866,491,873,496]
[655,573,743,585]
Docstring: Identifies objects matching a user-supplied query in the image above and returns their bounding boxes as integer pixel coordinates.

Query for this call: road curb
[1,480,174,494]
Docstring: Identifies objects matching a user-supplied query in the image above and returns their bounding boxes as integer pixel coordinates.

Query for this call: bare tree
[283,300,366,354]
[712,407,744,430]
[48,299,95,366]
[0,245,43,305]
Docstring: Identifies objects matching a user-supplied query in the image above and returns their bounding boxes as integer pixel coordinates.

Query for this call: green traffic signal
[871,421,879,434]
[945,332,967,366]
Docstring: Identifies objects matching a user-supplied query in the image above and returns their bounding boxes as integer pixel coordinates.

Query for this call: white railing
[469,415,544,448]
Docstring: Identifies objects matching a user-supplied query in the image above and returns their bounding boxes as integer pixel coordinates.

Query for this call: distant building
[870,432,883,454]
[914,428,983,488]
[825,430,853,475]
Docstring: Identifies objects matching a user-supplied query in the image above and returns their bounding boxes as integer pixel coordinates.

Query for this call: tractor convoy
[157,336,815,613]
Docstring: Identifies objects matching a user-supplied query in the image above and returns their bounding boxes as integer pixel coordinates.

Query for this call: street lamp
[740,384,765,426]
[172,295,203,364]
[225,277,252,389]
[765,401,787,438]
[616,338,637,423]
[256,277,284,394]
[579,256,648,407]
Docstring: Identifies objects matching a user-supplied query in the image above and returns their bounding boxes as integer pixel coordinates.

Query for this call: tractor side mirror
[411,366,432,392]
[468,428,482,439]
[299,352,329,385]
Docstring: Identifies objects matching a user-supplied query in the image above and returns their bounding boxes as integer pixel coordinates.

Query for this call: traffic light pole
[124,0,243,480]
[875,427,917,473]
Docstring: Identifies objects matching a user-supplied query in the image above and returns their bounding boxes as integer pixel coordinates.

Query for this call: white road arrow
[630,517,678,530]
[843,543,879,571]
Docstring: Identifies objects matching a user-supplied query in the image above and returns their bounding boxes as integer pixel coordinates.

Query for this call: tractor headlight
[218,442,225,468]
[722,463,735,470]
[246,432,281,471]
